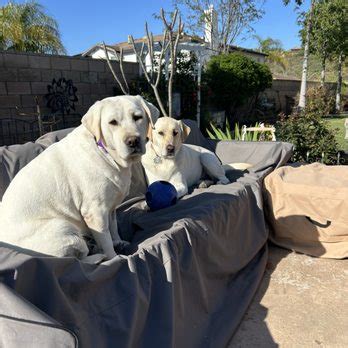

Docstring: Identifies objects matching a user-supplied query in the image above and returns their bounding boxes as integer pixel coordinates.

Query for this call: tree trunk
[298,0,314,109]
[336,52,343,113]
[168,51,174,118]
[320,56,326,87]
[196,58,202,128]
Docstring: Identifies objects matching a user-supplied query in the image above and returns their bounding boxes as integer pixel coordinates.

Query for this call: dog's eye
[109,120,118,126]
[133,115,143,122]
[173,130,178,136]
[158,131,164,136]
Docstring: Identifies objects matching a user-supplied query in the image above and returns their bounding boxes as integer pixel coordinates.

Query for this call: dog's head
[82,95,159,166]
[149,117,191,158]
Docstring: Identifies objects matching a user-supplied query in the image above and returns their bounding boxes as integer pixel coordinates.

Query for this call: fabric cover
[0,283,77,347]
[0,123,293,347]
[264,163,348,259]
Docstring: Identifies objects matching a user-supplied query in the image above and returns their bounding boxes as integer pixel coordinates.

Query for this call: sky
[1,0,310,55]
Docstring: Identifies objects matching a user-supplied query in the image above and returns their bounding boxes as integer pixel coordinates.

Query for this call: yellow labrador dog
[0,95,159,261]
[142,117,230,198]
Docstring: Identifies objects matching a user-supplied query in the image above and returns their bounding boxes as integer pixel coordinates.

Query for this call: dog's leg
[82,253,106,264]
[84,210,117,260]
[200,151,230,185]
[109,210,130,252]
[170,172,188,198]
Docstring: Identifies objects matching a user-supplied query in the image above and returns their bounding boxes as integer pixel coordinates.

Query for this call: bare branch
[155,29,170,87]
[140,41,145,58]
[173,19,184,63]
[128,8,184,118]
[129,34,169,117]
[118,48,130,94]
[145,22,155,79]
[160,9,184,117]
[102,42,129,95]
[129,36,152,85]
[108,46,130,94]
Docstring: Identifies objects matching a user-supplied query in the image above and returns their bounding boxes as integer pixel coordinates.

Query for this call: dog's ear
[136,95,159,142]
[136,95,159,128]
[147,123,154,142]
[180,121,191,142]
[81,101,103,141]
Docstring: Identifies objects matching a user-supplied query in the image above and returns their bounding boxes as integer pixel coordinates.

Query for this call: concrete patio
[230,244,348,347]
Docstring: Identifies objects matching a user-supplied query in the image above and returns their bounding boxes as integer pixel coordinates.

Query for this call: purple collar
[97,139,108,153]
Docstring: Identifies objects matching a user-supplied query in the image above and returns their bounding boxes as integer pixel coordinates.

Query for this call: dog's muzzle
[125,136,142,154]
[166,144,175,156]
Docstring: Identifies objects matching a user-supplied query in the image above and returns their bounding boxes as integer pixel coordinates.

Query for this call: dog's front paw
[114,240,131,254]
[198,180,214,189]
[82,253,107,264]
[217,177,230,185]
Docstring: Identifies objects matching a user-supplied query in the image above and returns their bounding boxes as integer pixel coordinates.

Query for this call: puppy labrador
[0,95,159,261]
[141,117,230,198]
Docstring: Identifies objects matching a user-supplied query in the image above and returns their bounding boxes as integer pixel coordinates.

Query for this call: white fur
[0,95,159,260]
[142,117,230,198]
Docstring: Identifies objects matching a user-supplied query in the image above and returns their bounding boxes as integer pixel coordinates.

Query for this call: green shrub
[203,53,273,113]
[276,111,339,164]
[300,86,336,117]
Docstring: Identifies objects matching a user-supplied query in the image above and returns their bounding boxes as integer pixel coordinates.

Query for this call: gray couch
[0,121,292,348]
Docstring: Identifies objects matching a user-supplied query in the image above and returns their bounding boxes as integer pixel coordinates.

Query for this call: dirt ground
[230,244,348,347]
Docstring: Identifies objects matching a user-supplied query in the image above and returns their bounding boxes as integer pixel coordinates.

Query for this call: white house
[81,35,267,67]
[80,5,267,68]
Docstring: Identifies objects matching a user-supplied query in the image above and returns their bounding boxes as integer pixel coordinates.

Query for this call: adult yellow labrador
[142,117,230,198]
[0,95,159,261]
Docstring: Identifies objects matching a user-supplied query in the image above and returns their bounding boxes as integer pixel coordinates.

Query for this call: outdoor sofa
[0,120,292,347]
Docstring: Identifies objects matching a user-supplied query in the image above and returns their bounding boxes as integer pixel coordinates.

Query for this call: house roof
[227,45,267,56]
[112,33,205,52]
[81,34,267,57]
[80,43,119,57]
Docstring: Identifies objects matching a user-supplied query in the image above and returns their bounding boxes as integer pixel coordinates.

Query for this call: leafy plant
[207,121,264,141]
[304,86,336,117]
[253,35,288,71]
[276,111,339,164]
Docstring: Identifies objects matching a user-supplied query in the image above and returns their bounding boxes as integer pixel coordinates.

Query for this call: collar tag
[154,156,162,164]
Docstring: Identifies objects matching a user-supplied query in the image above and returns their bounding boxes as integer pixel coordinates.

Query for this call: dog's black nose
[166,145,175,154]
[125,136,140,148]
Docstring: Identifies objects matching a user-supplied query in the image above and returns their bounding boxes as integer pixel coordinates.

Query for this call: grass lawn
[324,115,348,151]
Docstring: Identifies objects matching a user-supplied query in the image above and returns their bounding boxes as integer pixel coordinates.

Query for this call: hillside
[267,49,348,83]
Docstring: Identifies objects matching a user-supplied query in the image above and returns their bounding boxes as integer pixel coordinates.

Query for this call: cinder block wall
[264,78,337,114]
[0,50,138,120]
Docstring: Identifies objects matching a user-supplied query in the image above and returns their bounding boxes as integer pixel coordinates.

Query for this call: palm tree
[0,1,66,54]
[253,35,288,71]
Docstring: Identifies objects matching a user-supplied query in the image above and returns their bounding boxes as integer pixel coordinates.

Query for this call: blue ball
[146,181,178,211]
